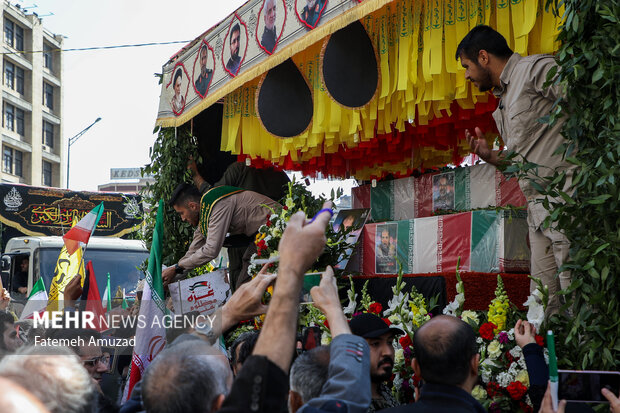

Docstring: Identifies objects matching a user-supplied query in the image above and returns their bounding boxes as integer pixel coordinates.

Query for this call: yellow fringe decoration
[215,0,563,175]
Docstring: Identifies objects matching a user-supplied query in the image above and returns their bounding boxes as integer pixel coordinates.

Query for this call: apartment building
[1,1,63,187]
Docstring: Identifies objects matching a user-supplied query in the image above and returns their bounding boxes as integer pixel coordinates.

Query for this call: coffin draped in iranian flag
[352,163,526,222]
[359,209,530,276]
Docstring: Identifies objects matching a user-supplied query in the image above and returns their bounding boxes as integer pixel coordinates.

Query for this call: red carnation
[382,318,392,326]
[506,381,528,400]
[323,319,330,329]
[368,302,383,314]
[266,219,272,227]
[479,322,497,340]
[399,335,412,349]
[486,382,502,398]
[535,335,544,346]
[505,350,515,364]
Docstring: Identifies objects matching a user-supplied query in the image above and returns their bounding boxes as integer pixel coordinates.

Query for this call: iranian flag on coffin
[411,213,473,273]
[352,185,370,209]
[361,220,416,276]
[470,209,530,273]
[413,164,526,218]
[369,178,415,222]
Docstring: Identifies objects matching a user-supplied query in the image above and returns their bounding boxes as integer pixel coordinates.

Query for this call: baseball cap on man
[349,313,404,338]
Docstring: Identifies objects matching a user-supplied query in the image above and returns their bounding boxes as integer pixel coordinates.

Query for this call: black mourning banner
[0,184,143,238]
[257,58,313,138]
[322,21,378,108]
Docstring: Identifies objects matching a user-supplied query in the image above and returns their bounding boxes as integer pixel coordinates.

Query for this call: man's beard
[371,356,394,383]
[474,66,494,92]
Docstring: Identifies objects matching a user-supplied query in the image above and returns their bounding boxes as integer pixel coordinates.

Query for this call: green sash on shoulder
[199,186,245,237]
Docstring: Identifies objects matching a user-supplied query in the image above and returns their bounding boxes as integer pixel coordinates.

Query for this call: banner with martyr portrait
[155,0,392,127]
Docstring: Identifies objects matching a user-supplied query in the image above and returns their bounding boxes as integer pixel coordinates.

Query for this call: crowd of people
[0,25,616,413]
[1,201,618,413]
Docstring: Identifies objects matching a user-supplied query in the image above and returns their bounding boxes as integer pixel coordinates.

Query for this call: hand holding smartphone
[559,370,620,403]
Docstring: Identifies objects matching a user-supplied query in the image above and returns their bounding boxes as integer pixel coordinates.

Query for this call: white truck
[1,236,149,305]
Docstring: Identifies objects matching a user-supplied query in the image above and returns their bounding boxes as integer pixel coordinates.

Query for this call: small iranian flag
[62,203,104,255]
[20,278,47,320]
[101,273,112,312]
[123,199,167,401]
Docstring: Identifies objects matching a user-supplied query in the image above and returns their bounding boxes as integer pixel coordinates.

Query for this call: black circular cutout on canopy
[257,58,313,138]
[322,21,378,108]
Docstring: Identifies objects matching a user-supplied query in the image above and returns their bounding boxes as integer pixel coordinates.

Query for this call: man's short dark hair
[230,331,259,368]
[455,25,513,62]
[169,183,201,207]
[413,316,478,386]
[290,346,330,403]
[230,24,241,42]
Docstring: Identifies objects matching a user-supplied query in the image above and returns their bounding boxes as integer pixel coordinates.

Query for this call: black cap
[349,313,404,338]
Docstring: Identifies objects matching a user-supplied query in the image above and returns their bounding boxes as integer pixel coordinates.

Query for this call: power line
[0,40,192,55]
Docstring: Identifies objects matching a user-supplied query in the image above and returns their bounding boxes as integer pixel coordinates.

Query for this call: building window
[4,61,24,94]
[42,160,52,186]
[43,82,54,110]
[2,146,22,177]
[4,103,14,131]
[4,61,14,89]
[43,43,52,69]
[43,121,54,147]
[15,107,24,135]
[14,149,22,176]
[4,19,23,51]
[15,65,24,94]
[4,19,14,48]
[3,104,24,135]
[15,25,23,51]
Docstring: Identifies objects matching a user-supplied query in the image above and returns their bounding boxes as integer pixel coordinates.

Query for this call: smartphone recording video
[558,370,620,403]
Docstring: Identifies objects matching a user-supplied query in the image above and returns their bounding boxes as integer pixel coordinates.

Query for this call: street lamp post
[66,117,101,189]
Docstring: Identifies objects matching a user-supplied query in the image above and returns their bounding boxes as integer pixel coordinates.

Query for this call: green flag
[102,272,112,312]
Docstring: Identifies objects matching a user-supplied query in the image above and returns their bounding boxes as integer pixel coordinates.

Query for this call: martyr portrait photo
[257,0,285,54]
[222,18,247,76]
[193,43,215,98]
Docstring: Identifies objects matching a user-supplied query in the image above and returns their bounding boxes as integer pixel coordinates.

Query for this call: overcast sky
[26,0,354,198]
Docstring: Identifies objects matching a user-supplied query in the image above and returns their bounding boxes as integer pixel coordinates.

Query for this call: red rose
[399,335,412,349]
[382,318,392,326]
[323,319,330,329]
[283,205,288,210]
[535,335,544,346]
[266,219,272,227]
[506,381,528,400]
[486,382,502,398]
[479,322,497,340]
[505,350,515,364]
[368,302,383,314]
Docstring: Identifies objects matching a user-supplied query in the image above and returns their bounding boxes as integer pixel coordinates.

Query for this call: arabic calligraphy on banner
[29,205,113,228]
[168,270,230,315]
[0,184,143,237]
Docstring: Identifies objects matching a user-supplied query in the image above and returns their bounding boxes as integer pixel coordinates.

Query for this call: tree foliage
[536,0,620,372]
[141,126,201,265]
